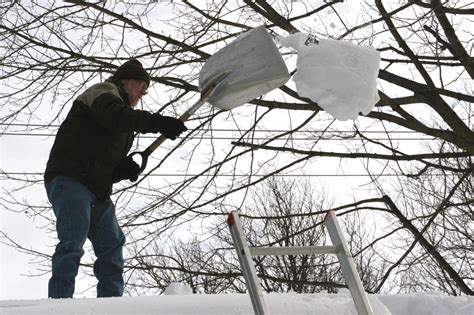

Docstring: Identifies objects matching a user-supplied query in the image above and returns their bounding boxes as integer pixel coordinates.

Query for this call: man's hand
[151,113,187,140]
[112,156,140,183]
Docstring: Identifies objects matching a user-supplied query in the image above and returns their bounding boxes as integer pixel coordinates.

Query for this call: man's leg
[88,198,125,297]
[46,176,94,298]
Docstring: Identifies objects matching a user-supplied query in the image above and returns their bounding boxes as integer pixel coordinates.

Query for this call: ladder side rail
[324,210,374,315]
[228,211,270,315]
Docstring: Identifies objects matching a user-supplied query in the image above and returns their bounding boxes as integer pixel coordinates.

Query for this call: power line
[0,172,453,177]
[0,132,433,141]
[0,123,422,134]
[0,123,434,142]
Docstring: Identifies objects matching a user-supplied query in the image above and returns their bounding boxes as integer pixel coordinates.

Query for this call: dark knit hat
[113,59,150,87]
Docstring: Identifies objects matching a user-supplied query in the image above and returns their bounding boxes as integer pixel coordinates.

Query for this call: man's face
[121,79,148,108]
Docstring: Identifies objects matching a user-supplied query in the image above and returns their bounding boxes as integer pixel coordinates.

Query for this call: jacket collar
[106,77,131,107]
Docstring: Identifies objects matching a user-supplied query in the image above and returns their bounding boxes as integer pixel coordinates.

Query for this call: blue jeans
[46,175,125,298]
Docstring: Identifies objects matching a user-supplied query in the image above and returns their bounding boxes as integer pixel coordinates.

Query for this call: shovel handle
[128,150,150,175]
[127,102,200,174]
[144,110,193,153]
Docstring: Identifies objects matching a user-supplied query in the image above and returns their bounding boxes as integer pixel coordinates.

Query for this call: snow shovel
[129,26,290,173]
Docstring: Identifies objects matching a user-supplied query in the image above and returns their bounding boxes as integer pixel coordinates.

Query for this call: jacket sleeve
[76,82,154,133]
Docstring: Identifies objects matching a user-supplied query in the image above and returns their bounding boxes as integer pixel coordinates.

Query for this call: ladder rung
[249,245,339,257]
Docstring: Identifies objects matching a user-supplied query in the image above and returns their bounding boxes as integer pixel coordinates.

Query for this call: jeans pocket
[45,176,64,204]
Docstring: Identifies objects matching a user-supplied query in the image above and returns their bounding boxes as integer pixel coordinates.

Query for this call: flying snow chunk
[278,32,307,51]
[284,37,381,120]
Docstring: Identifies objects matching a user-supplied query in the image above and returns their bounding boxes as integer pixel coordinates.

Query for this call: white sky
[0,0,381,300]
[1,0,471,302]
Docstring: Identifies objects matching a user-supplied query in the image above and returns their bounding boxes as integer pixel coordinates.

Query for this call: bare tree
[1,0,472,296]
[122,177,391,295]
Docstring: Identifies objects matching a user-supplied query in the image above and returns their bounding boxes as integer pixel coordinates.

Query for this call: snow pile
[163,282,193,295]
[280,33,380,120]
[379,292,474,315]
[1,292,473,315]
[0,293,391,314]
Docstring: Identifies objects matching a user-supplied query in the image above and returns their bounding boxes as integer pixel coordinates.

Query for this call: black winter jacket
[45,78,155,199]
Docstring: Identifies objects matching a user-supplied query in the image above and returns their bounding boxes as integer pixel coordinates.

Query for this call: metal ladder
[227,210,374,315]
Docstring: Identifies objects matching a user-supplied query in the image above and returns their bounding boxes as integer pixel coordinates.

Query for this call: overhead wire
[0,125,454,179]
[1,123,434,141]
[0,172,453,177]
[0,132,433,141]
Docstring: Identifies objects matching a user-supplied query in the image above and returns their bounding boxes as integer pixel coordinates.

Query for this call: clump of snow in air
[163,282,193,295]
[279,32,308,51]
[280,33,381,120]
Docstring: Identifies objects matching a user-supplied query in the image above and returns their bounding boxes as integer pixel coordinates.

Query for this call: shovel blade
[199,26,290,110]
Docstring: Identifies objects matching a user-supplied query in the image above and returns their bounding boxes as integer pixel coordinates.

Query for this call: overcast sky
[0,0,436,300]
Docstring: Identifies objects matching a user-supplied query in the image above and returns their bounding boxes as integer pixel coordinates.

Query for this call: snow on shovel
[129,26,290,173]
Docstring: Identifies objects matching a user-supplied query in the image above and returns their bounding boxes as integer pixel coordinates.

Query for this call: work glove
[151,113,187,140]
[112,156,140,183]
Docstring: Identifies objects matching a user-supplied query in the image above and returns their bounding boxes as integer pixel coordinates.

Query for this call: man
[44,59,187,298]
